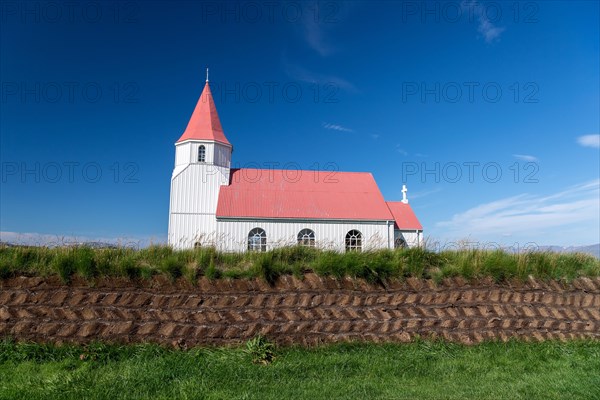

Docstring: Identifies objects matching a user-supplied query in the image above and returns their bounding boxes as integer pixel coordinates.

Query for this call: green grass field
[1,244,598,284]
[2,246,598,398]
[0,339,598,399]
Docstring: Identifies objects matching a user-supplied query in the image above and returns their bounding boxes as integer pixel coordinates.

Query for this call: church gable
[386,202,423,231]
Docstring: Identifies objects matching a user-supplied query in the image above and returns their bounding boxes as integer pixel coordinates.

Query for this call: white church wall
[170,164,229,214]
[394,230,422,248]
[213,143,231,168]
[174,142,192,166]
[215,219,394,252]
[168,213,218,249]
[175,141,232,167]
[168,163,230,249]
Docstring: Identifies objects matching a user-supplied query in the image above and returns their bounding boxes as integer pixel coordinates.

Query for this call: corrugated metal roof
[216,169,395,221]
[386,201,423,230]
[176,82,231,146]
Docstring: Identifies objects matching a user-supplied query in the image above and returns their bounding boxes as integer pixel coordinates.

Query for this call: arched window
[248,228,267,252]
[194,241,201,249]
[198,145,206,162]
[345,230,362,252]
[297,229,315,247]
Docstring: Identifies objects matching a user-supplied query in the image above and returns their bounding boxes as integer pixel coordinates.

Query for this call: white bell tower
[168,71,232,249]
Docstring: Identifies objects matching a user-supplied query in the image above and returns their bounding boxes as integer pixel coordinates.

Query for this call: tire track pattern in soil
[1,275,599,346]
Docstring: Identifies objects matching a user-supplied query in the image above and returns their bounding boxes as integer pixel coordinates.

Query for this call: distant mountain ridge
[0,241,119,249]
[536,244,600,259]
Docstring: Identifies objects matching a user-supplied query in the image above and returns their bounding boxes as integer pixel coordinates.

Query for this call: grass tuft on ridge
[0,244,598,284]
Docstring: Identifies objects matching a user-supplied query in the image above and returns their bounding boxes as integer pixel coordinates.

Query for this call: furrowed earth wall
[1,275,599,346]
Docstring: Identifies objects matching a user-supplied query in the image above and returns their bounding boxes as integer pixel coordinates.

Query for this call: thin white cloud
[513,154,538,162]
[297,0,355,56]
[283,59,357,92]
[436,179,600,241]
[322,122,353,132]
[461,1,506,43]
[410,187,443,200]
[577,134,600,149]
[396,145,408,156]
[371,134,380,140]
[478,16,505,43]
[301,5,334,56]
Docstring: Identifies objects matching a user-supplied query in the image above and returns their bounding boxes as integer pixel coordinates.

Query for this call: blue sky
[1,0,599,248]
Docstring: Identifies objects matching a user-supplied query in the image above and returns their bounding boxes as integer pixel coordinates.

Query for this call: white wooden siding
[213,143,231,168]
[394,230,422,247]
[175,141,231,167]
[168,145,231,249]
[215,219,395,252]
[169,213,218,249]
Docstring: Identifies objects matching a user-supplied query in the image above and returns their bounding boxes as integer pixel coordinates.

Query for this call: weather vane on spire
[206,67,209,83]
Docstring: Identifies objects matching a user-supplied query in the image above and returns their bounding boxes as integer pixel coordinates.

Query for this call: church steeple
[176,75,230,146]
[169,72,233,249]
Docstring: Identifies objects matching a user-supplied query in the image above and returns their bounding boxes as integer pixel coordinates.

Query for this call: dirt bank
[1,275,599,346]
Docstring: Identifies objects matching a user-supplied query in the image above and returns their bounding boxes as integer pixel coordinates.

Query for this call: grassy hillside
[0,339,598,400]
[0,245,598,284]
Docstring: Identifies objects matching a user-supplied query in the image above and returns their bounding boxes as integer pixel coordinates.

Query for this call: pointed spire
[176,75,231,146]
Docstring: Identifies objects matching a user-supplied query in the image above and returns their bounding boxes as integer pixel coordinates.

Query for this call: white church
[168,74,423,252]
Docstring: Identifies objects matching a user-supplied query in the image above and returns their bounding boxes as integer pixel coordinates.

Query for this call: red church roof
[216,169,396,221]
[386,202,423,230]
[177,82,231,146]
